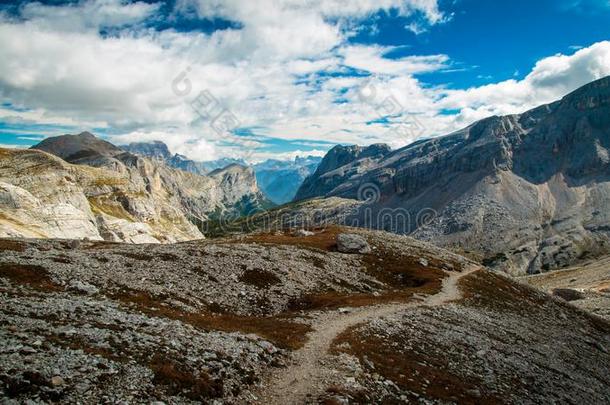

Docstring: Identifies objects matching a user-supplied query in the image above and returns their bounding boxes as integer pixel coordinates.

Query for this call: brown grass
[150,354,223,400]
[251,226,448,311]
[239,226,342,251]
[0,262,62,291]
[0,239,27,252]
[331,323,503,404]
[459,270,610,334]
[110,288,311,350]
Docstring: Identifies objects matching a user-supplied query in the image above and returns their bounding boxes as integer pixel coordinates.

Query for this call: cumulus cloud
[0,0,609,161]
[439,41,610,118]
[18,0,161,31]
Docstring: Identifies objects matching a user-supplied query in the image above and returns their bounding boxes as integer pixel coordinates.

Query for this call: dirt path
[256,265,481,405]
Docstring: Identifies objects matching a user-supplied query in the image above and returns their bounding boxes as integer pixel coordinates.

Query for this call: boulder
[336,233,371,254]
[552,288,585,302]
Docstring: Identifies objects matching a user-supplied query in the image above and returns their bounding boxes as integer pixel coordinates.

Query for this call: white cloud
[439,41,610,117]
[340,45,449,75]
[19,0,161,31]
[0,0,608,161]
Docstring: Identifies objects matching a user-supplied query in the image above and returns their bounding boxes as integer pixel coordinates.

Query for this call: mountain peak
[123,140,172,160]
[31,131,122,161]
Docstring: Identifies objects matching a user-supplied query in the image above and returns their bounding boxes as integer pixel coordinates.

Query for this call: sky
[0,0,610,162]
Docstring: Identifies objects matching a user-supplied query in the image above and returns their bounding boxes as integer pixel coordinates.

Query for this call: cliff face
[294,144,391,201]
[0,134,269,243]
[294,77,610,275]
[0,148,202,242]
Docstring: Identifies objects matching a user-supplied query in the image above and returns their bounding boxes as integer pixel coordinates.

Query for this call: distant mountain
[122,140,251,176]
[0,132,271,242]
[122,141,208,175]
[293,76,610,275]
[294,145,390,202]
[254,156,322,204]
[33,131,123,161]
[121,139,321,204]
[202,157,247,172]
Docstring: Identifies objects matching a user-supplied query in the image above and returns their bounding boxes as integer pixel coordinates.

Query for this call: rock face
[254,156,322,204]
[0,133,270,242]
[294,76,610,275]
[295,144,391,201]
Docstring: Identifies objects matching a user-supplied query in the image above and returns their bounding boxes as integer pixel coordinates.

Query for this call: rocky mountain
[294,76,610,275]
[123,139,322,204]
[254,156,322,204]
[295,144,390,201]
[1,228,608,403]
[123,140,249,176]
[0,133,270,242]
[122,141,209,175]
[32,131,123,161]
[202,157,247,172]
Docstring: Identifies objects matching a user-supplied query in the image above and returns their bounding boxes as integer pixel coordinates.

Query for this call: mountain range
[292,76,610,275]
[0,132,269,242]
[123,140,322,204]
[254,156,322,204]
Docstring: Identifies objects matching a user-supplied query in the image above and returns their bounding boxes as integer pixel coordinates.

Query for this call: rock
[51,376,65,387]
[69,280,99,295]
[293,229,315,237]
[336,233,371,254]
[552,288,585,302]
[257,341,277,354]
[66,240,81,249]
[338,307,352,314]
[418,258,429,267]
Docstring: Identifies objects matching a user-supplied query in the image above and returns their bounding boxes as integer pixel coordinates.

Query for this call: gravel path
[256,264,481,404]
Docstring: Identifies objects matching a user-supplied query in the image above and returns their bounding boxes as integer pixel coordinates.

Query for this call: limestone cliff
[294,76,610,275]
[0,133,270,243]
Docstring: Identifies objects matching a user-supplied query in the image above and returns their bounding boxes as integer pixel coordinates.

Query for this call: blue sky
[0,0,609,161]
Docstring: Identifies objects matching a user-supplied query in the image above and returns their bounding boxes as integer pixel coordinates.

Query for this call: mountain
[122,139,321,204]
[122,140,251,175]
[0,133,269,242]
[293,76,610,275]
[254,156,322,204]
[202,157,247,172]
[32,131,123,161]
[295,144,390,201]
[122,141,209,175]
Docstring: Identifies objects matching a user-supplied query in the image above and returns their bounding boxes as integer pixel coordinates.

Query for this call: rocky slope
[520,255,610,320]
[0,133,270,243]
[1,227,608,403]
[294,76,610,275]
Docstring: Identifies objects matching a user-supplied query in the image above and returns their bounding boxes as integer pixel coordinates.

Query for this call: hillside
[1,227,608,403]
[294,76,610,275]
